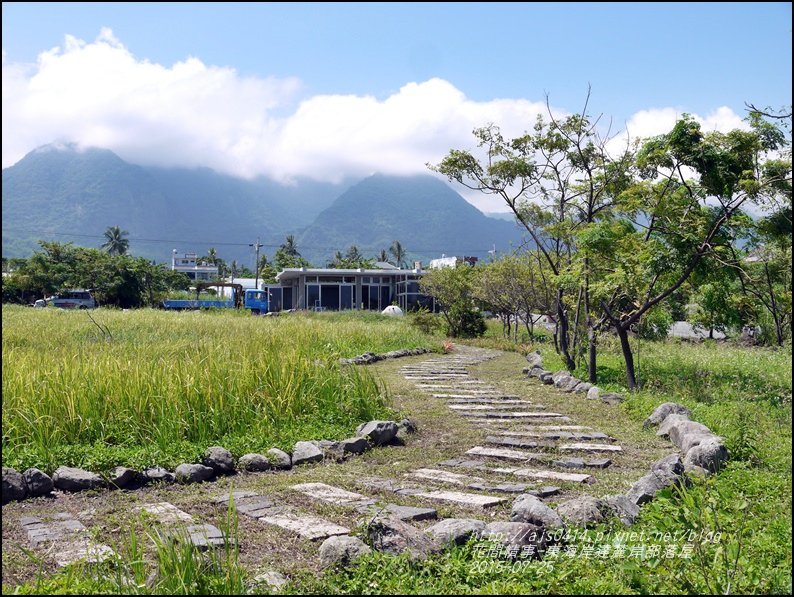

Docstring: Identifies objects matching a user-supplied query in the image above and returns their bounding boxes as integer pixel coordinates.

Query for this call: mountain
[295,173,526,266]
[2,143,525,267]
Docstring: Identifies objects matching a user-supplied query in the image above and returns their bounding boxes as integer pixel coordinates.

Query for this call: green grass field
[2,305,791,594]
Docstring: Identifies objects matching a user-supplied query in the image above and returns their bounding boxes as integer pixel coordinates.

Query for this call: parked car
[39,289,97,309]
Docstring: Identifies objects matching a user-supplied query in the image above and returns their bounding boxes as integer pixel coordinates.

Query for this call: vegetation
[2,310,790,595]
[429,98,791,389]
[1,306,435,473]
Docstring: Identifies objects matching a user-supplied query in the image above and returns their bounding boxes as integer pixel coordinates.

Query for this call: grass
[2,308,791,594]
[1,306,439,473]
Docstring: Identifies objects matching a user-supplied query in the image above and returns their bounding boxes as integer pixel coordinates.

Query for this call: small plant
[441,340,455,354]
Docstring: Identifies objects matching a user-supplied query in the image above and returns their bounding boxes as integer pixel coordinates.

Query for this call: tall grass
[2,306,435,473]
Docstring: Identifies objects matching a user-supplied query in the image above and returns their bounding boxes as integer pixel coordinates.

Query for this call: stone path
[11,344,633,578]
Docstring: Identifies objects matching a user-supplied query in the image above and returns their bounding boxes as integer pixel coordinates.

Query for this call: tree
[597,113,790,388]
[429,90,633,378]
[376,249,390,263]
[419,264,486,338]
[101,225,130,257]
[389,241,408,268]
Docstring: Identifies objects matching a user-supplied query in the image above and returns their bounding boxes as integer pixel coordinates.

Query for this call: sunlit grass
[2,306,437,473]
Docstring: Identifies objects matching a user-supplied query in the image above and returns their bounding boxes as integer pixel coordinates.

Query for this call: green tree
[389,241,408,268]
[101,225,130,257]
[597,112,790,388]
[419,264,486,338]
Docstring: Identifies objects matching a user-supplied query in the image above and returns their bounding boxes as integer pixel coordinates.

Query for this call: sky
[2,2,792,213]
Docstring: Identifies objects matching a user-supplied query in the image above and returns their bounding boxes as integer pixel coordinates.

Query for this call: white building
[171,251,219,282]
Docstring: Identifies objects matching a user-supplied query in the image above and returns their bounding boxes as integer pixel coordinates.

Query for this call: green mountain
[2,144,525,267]
[296,173,526,266]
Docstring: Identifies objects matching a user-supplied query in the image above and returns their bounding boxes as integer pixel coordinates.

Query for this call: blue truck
[162,282,269,314]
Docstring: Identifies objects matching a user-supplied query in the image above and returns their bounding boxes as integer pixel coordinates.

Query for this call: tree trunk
[556,290,576,370]
[616,324,638,390]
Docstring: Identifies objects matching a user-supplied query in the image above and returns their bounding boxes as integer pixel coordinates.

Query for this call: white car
[41,289,97,309]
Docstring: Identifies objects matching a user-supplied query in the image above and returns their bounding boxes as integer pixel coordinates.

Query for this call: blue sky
[3,2,792,212]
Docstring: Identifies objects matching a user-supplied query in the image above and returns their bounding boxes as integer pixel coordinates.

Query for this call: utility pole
[249,237,263,289]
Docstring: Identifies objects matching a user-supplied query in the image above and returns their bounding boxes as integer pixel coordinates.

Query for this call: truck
[162,282,269,314]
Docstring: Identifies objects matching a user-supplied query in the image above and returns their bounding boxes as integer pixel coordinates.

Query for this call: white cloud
[2,30,748,215]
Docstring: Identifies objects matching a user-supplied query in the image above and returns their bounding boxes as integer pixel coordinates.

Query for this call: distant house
[261,265,436,313]
[428,255,478,269]
[171,251,219,282]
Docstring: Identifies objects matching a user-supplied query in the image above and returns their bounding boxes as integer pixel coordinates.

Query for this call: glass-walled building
[266,266,436,313]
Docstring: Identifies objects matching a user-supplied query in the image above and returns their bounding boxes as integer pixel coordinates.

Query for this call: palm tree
[280,234,300,257]
[376,249,389,263]
[389,240,407,268]
[206,247,218,265]
[101,225,129,257]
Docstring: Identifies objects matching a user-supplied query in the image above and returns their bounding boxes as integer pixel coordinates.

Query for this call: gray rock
[668,420,712,449]
[203,446,235,475]
[266,448,292,470]
[292,441,324,466]
[651,453,686,477]
[2,467,27,504]
[680,432,721,454]
[600,392,625,405]
[356,420,398,446]
[525,351,543,368]
[482,521,547,553]
[573,382,592,394]
[425,518,488,547]
[683,437,729,473]
[107,466,137,488]
[510,493,565,529]
[319,534,372,569]
[643,402,693,428]
[364,515,440,560]
[52,466,106,492]
[22,468,53,497]
[140,466,176,485]
[586,386,601,400]
[540,371,555,384]
[625,456,685,507]
[555,495,608,527]
[238,453,273,471]
[656,413,691,438]
[340,437,371,455]
[604,494,640,526]
[175,463,215,484]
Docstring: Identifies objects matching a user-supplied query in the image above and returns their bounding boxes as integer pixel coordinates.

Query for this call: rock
[2,467,27,504]
[555,495,608,527]
[238,453,273,472]
[356,420,398,446]
[586,386,601,400]
[52,466,106,492]
[175,463,215,484]
[339,437,371,455]
[364,515,440,560]
[425,518,488,548]
[668,420,712,449]
[683,437,729,473]
[292,441,324,466]
[510,494,565,529]
[203,446,235,475]
[319,534,372,569]
[140,466,176,485]
[656,413,691,438]
[600,392,624,405]
[107,466,137,489]
[525,351,543,368]
[643,402,693,429]
[266,448,292,470]
[604,494,640,526]
[22,468,53,497]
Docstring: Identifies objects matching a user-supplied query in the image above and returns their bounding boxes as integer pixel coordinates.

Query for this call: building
[262,265,436,313]
[171,251,220,282]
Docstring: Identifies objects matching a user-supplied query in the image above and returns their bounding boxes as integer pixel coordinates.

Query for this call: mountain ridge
[2,143,524,267]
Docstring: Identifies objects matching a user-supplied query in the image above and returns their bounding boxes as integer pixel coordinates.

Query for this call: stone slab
[413,490,507,509]
[558,443,623,453]
[290,482,374,505]
[465,446,538,461]
[511,468,595,483]
[137,502,194,524]
[357,503,438,522]
[258,513,350,541]
[405,468,485,485]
